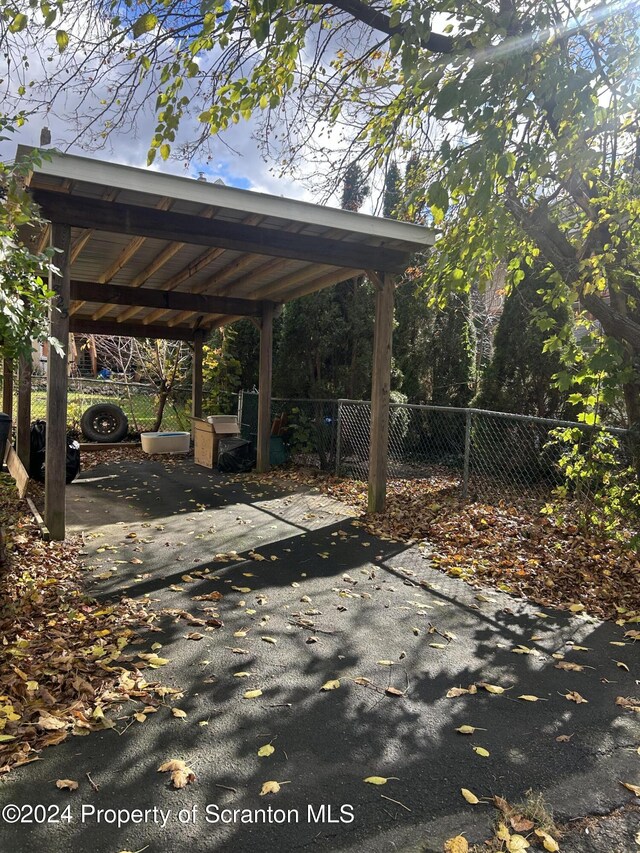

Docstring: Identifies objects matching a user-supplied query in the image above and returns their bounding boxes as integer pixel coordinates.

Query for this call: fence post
[462,409,472,498]
[335,399,343,476]
[237,390,244,435]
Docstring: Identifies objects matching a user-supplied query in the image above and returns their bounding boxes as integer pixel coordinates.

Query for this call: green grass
[7,388,190,435]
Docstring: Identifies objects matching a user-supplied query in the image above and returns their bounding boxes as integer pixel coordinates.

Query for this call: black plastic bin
[0,412,11,466]
[217,437,255,473]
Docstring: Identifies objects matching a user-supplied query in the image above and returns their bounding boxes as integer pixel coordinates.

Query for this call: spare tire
[80,403,129,443]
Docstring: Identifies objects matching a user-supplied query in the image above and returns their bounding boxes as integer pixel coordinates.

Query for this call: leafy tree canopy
[0,122,54,358]
[3,0,640,437]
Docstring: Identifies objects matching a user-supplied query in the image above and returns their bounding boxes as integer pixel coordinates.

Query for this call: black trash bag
[217,437,255,473]
[29,420,81,484]
[29,420,47,482]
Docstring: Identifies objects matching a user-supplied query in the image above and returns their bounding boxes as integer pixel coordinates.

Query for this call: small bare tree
[132,339,191,432]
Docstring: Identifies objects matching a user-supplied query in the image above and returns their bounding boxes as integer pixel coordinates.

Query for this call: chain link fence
[0,372,193,437]
[239,392,631,500]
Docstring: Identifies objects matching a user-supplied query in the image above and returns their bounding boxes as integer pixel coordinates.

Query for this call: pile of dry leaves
[0,475,159,773]
[248,469,640,622]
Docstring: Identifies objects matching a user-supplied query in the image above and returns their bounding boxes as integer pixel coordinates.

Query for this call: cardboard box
[192,416,240,469]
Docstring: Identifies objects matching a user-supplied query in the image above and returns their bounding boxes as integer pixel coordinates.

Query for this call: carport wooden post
[368,272,394,513]
[2,358,13,417]
[16,353,32,469]
[45,222,71,541]
[191,329,204,421]
[257,301,273,473]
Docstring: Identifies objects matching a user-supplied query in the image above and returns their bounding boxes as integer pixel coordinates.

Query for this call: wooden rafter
[139,213,265,326]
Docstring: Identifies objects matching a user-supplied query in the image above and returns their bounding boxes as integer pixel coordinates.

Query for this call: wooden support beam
[45,222,71,541]
[2,358,13,418]
[33,190,411,273]
[70,280,263,318]
[16,353,32,471]
[368,272,394,514]
[256,302,274,473]
[365,269,384,290]
[69,317,196,341]
[191,330,204,422]
[36,223,51,255]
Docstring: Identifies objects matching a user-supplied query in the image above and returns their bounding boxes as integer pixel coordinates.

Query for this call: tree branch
[306,0,455,53]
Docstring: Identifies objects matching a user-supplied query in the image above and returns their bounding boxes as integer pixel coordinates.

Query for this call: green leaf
[132,13,158,38]
[9,13,29,33]
[160,143,171,161]
[433,81,460,118]
[55,30,69,53]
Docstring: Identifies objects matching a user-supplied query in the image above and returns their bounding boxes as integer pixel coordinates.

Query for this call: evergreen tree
[274,164,373,398]
[475,268,573,418]
[340,163,369,211]
[383,163,402,218]
[431,289,475,407]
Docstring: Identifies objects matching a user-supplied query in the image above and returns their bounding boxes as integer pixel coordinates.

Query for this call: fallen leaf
[258,744,275,757]
[444,836,469,853]
[614,660,630,672]
[158,759,187,773]
[385,687,405,697]
[171,708,187,719]
[506,836,529,852]
[496,822,511,841]
[321,680,340,691]
[478,682,507,694]
[233,671,252,678]
[461,788,479,804]
[555,661,584,672]
[473,746,490,757]
[55,779,78,791]
[534,829,560,852]
[564,691,588,704]
[243,689,263,699]
[517,695,545,702]
[510,815,534,832]
[363,776,397,785]
[621,781,640,797]
[260,780,281,795]
[377,660,394,666]
[171,767,196,788]
[456,725,484,735]
[261,636,277,645]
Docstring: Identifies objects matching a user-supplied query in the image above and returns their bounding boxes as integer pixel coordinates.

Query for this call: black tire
[80,403,129,443]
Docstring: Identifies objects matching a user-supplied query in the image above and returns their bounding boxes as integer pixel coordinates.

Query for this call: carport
[15,146,435,539]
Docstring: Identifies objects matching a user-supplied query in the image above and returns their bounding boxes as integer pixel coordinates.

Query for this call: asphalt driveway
[0,457,638,852]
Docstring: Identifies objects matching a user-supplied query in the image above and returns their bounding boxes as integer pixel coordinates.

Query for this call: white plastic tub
[141,431,190,454]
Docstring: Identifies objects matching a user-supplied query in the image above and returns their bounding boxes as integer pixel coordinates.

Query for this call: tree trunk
[153,381,169,432]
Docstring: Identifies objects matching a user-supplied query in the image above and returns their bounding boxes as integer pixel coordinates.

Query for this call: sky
[0,13,324,206]
[2,102,316,201]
